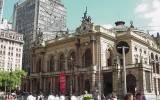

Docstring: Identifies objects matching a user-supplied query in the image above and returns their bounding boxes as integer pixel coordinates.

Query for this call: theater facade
[23,12,160,99]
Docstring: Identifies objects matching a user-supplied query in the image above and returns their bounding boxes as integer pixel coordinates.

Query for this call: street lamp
[70,56,74,96]
[9,67,12,94]
[116,41,130,96]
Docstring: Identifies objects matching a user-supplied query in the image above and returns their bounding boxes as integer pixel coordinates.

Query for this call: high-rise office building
[13,0,67,69]
[0,0,4,23]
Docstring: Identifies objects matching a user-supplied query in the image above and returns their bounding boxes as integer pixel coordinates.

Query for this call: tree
[0,70,26,91]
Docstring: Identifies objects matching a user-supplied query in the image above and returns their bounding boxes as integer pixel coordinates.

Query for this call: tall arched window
[155,54,159,74]
[127,74,136,94]
[68,51,76,70]
[151,53,155,73]
[155,54,158,61]
[59,54,65,71]
[107,49,112,66]
[82,48,92,67]
[36,58,41,73]
[151,53,154,60]
[50,56,55,72]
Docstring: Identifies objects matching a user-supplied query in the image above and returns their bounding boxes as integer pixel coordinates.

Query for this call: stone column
[90,35,96,91]
[75,75,79,94]
[30,79,32,92]
[40,52,45,90]
[156,78,159,95]
[143,70,147,93]
[65,55,68,71]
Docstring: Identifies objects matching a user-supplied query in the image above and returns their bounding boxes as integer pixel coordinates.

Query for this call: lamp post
[9,67,12,93]
[70,57,74,96]
[116,41,130,96]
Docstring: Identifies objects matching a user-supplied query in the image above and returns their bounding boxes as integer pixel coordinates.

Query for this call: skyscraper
[0,0,4,23]
[13,0,67,69]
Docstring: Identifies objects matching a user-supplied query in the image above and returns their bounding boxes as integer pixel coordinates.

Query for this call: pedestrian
[92,90,98,100]
[71,93,78,100]
[136,92,142,100]
[48,91,56,100]
[38,92,44,100]
[124,93,134,100]
[101,94,106,100]
[111,92,117,100]
[142,95,146,100]
[55,94,60,100]
[9,94,14,100]
[27,92,36,100]
[60,93,65,100]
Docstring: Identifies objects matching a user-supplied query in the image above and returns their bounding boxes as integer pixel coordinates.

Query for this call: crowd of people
[0,90,147,100]
[124,92,146,100]
[26,91,77,100]
[27,91,146,100]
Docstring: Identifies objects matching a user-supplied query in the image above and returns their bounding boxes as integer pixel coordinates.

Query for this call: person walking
[38,92,44,100]
[71,94,78,100]
[27,92,36,100]
[60,93,65,100]
[48,92,56,100]
[136,92,142,100]
[124,93,134,100]
[55,94,60,100]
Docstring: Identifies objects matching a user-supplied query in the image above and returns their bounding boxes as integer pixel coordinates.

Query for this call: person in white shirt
[60,94,65,100]
[48,92,55,100]
[27,92,36,100]
[55,94,60,100]
[38,92,44,100]
[71,94,78,100]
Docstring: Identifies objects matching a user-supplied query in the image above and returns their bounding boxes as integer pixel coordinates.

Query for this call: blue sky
[3,0,160,32]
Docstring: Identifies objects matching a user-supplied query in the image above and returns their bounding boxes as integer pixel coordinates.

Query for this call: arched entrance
[103,72,113,96]
[126,74,136,94]
[85,79,90,93]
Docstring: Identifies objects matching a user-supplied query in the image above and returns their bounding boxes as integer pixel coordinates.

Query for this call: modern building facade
[0,0,4,23]
[24,11,160,99]
[0,29,23,71]
[13,0,67,69]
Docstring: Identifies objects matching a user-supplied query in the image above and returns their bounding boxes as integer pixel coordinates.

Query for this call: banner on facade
[59,72,66,93]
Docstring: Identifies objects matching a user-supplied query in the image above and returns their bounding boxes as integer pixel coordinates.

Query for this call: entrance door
[85,79,90,93]
[126,74,136,94]
[103,72,113,96]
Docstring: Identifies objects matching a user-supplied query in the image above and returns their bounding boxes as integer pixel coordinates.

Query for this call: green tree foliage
[0,70,26,91]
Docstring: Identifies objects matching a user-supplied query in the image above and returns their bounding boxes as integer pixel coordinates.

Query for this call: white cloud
[102,24,113,29]
[135,0,160,33]
[135,3,148,13]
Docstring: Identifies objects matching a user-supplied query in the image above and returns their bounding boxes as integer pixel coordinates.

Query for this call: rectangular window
[154,78,157,95]
[145,71,151,92]
[153,64,156,73]
[156,64,159,74]
[135,58,138,64]
[158,79,160,93]
[120,59,123,66]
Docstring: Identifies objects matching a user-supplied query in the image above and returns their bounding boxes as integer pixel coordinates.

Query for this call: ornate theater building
[23,11,160,99]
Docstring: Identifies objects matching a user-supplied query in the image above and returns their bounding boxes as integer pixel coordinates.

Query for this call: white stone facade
[0,29,23,71]
[24,17,160,99]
